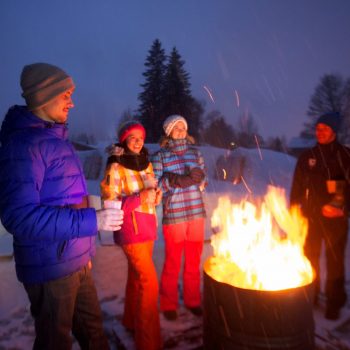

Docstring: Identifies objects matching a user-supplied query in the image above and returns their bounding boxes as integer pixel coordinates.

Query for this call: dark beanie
[316,112,341,133]
[118,121,146,143]
[20,63,75,110]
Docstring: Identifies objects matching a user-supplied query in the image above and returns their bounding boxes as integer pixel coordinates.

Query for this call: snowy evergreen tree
[138,39,166,142]
[301,74,350,143]
[138,41,204,142]
[161,47,203,141]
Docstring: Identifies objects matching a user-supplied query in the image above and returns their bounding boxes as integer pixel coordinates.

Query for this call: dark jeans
[305,217,348,309]
[24,264,109,350]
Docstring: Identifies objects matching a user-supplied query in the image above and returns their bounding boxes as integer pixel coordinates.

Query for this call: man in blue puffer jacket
[0,63,124,350]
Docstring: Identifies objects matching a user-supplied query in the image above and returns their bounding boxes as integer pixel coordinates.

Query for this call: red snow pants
[122,241,161,350]
[160,218,205,311]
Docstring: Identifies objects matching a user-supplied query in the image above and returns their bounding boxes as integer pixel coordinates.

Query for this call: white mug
[103,199,122,210]
[326,180,336,194]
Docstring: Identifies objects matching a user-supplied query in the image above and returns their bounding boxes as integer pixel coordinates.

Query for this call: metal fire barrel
[203,268,315,350]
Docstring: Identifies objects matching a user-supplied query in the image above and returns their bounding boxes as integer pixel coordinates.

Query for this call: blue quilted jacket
[0,106,97,284]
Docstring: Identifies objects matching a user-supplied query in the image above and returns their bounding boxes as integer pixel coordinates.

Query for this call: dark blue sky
[1,0,350,141]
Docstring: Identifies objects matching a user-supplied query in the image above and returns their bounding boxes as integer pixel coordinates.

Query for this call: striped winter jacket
[0,106,97,284]
[151,138,206,225]
[100,160,157,245]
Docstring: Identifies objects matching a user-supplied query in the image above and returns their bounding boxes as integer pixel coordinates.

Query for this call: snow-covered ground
[1,144,350,349]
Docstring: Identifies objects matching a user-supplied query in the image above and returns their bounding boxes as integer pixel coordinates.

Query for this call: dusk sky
[1,0,350,141]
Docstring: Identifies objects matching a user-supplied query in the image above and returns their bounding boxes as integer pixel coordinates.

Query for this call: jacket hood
[0,105,68,145]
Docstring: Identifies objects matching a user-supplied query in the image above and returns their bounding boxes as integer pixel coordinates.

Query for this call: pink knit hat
[20,63,75,110]
[118,120,146,143]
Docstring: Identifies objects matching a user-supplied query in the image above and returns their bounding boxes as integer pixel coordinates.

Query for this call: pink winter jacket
[101,162,157,245]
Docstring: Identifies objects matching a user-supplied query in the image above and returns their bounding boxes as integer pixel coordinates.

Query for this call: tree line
[72,39,350,151]
[134,39,287,151]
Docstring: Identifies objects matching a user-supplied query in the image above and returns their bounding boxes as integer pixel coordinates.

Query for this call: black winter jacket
[290,140,350,218]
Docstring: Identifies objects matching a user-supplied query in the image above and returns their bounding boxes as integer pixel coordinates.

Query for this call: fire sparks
[203,85,215,103]
[254,134,263,160]
[234,89,240,108]
[240,176,252,194]
[206,186,313,291]
[222,168,227,180]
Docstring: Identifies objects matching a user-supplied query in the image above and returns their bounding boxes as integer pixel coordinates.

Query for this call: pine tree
[236,112,263,148]
[301,74,350,142]
[138,39,166,142]
[161,47,203,140]
[202,110,236,149]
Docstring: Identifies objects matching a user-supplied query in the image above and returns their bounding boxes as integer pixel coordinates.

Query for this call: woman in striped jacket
[151,115,207,321]
[100,121,162,350]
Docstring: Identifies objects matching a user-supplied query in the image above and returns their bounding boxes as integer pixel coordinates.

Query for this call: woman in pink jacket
[101,121,162,350]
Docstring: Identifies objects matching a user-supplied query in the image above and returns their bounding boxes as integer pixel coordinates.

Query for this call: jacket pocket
[131,211,139,235]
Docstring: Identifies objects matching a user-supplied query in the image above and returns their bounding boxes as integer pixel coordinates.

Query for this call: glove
[322,180,346,218]
[144,174,158,189]
[164,172,197,188]
[189,167,205,183]
[322,204,344,218]
[140,188,156,204]
[96,208,124,231]
[105,144,124,156]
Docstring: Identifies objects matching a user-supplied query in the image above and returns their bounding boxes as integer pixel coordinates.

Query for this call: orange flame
[206,186,313,291]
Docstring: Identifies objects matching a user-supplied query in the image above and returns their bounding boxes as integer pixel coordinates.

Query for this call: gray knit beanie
[20,63,75,110]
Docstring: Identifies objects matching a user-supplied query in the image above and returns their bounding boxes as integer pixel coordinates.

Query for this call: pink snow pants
[122,241,161,350]
[160,218,205,311]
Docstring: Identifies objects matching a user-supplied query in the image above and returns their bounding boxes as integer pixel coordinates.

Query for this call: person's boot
[187,306,203,317]
[163,310,178,321]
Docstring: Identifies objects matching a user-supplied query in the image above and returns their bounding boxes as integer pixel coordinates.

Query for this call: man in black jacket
[290,112,350,320]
